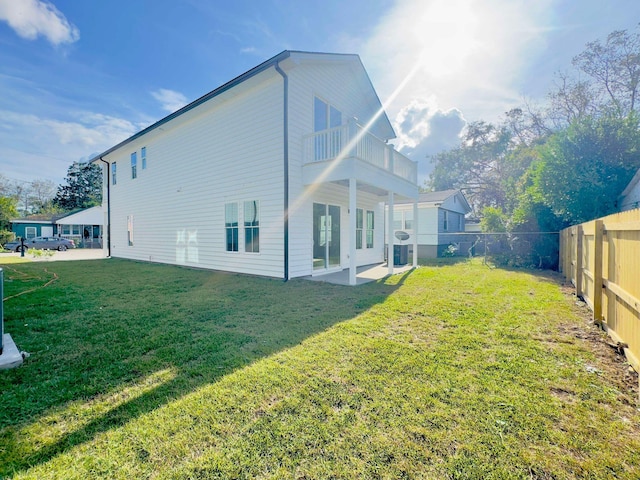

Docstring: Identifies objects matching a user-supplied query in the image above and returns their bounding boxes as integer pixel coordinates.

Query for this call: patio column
[413,200,418,267]
[388,191,394,275]
[349,178,357,286]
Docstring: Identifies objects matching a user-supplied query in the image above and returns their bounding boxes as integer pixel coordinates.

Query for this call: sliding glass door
[313,203,341,270]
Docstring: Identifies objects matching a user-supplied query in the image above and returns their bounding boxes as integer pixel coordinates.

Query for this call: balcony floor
[303,262,415,286]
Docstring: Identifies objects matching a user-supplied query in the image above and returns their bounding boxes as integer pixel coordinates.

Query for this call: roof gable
[91,50,395,161]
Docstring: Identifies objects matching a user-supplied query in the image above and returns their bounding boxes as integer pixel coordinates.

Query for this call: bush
[0,230,15,248]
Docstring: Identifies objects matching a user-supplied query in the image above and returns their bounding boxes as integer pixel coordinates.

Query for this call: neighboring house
[56,206,104,248]
[10,217,56,240]
[619,168,640,212]
[91,51,419,285]
[389,190,472,258]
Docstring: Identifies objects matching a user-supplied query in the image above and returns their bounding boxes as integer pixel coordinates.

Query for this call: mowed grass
[0,258,638,479]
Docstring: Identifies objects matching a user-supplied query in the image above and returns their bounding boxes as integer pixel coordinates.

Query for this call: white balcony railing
[303,120,418,184]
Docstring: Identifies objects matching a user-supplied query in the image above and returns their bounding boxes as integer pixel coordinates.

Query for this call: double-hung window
[225,203,239,252]
[244,200,260,253]
[443,211,449,231]
[141,146,147,170]
[131,152,137,179]
[366,210,374,248]
[355,208,363,249]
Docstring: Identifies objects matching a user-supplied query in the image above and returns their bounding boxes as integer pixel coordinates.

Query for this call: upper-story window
[141,147,147,170]
[112,162,117,185]
[314,97,342,132]
[131,152,137,179]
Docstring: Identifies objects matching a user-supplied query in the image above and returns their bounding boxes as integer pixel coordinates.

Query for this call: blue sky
[1,0,639,185]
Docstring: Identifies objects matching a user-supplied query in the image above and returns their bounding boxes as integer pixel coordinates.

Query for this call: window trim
[355,208,363,250]
[225,202,239,252]
[366,210,374,248]
[141,146,147,170]
[112,162,117,185]
[131,152,137,179]
[243,200,260,254]
[25,226,37,239]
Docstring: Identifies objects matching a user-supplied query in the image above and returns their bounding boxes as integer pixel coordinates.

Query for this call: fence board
[560,208,640,374]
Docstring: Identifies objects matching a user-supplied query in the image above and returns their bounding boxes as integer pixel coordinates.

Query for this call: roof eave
[91,50,293,162]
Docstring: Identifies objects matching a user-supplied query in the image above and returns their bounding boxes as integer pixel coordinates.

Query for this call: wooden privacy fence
[559,208,640,373]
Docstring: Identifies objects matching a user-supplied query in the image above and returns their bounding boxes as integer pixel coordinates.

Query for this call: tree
[429,121,535,214]
[53,162,103,211]
[573,27,640,116]
[29,179,57,212]
[0,196,18,245]
[531,113,640,224]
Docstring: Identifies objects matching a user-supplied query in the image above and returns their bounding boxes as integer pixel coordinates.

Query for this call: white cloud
[151,88,189,113]
[0,0,79,46]
[391,98,466,182]
[0,110,138,182]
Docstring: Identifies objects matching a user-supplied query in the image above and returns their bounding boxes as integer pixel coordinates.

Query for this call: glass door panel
[313,203,340,270]
[328,205,340,267]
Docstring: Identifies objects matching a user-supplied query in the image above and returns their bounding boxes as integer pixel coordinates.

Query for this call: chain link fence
[431,232,561,269]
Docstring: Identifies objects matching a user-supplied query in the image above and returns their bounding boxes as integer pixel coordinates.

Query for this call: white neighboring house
[389,190,472,258]
[619,168,640,212]
[56,206,104,248]
[92,51,419,285]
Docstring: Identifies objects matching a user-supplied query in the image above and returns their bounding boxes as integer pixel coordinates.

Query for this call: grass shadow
[0,258,401,476]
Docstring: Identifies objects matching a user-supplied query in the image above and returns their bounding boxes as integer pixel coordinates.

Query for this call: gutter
[275,62,289,281]
[96,157,111,257]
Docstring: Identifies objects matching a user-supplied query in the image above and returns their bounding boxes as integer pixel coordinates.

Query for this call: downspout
[275,62,289,281]
[97,157,111,257]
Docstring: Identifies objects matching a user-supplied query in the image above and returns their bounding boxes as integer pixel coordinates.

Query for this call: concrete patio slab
[304,263,415,285]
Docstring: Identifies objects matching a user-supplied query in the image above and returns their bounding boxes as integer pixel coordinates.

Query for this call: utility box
[393,244,408,266]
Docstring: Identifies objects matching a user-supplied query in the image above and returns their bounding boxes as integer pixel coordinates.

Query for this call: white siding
[104,72,285,278]
[285,61,393,277]
[288,183,384,278]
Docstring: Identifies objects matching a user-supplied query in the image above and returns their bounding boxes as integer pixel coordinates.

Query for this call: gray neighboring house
[389,190,472,258]
[619,168,640,212]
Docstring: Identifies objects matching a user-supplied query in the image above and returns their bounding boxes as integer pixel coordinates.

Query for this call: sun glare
[411,0,482,77]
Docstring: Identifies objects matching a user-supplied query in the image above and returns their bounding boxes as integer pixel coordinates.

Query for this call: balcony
[302,120,418,197]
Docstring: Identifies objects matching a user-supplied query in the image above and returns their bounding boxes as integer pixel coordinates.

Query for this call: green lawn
[0,258,638,479]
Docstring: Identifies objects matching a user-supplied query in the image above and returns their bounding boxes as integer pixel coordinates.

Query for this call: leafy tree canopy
[53,161,103,211]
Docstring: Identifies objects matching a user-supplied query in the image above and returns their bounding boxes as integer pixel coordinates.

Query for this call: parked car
[3,236,75,252]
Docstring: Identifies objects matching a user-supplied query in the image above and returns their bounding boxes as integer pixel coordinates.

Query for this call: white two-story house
[92,50,419,285]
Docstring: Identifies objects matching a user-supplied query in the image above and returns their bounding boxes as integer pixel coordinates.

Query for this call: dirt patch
[560,283,639,405]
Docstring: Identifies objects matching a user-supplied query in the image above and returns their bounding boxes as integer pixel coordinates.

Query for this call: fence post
[575,225,583,298]
[593,219,604,322]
